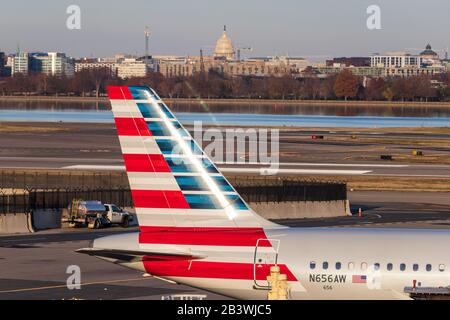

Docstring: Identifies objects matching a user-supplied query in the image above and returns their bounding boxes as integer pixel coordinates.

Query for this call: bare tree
[365,78,385,100]
[90,67,111,98]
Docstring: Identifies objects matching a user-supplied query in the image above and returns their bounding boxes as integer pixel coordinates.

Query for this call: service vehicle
[64,199,133,229]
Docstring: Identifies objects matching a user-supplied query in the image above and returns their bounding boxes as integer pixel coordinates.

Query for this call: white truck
[65,200,134,229]
[103,203,133,228]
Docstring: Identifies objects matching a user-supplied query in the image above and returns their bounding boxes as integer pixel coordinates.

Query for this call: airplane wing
[76,247,205,263]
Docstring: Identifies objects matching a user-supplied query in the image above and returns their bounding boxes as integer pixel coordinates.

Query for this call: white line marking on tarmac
[367,174,450,178]
[215,161,409,168]
[62,165,371,175]
[63,165,125,170]
[0,277,152,294]
[220,168,372,175]
[61,165,450,177]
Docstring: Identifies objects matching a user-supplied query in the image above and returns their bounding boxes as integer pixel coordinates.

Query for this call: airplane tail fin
[107,86,278,239]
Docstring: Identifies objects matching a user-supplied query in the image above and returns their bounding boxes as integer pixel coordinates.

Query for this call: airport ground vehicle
[65,200,133,229]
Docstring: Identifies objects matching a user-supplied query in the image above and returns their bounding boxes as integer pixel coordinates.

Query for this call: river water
[0,100,449,128]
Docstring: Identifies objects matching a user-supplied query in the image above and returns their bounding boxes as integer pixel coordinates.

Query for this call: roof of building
[420,44,438,57]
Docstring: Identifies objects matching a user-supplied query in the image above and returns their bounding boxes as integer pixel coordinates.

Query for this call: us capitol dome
[214,25,235,61]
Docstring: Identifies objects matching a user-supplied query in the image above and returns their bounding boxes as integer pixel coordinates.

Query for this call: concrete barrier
[4,200,347,233]
[249,200,351,220]
[0,213,35,234]
[32,209,62,230]
[119,203,349,225]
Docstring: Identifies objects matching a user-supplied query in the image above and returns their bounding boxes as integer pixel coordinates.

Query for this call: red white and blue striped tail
[107,86,278,238]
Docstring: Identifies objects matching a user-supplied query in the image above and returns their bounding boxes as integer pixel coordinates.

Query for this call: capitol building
[214,26,235,60]
[153,26,310,78]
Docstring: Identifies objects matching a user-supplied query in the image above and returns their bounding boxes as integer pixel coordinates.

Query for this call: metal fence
[0,190,29,214]
[0,188,133,214]
[0,179,346,214]
[0,170,346,194]
[236,180,347,203]
[0,170,129,190]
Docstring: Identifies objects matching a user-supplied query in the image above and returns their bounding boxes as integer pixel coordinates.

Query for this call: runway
[0,122,448,178]
[0,156,449,178]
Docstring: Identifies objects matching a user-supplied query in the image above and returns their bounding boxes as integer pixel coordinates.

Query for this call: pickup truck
[103,203,133,228]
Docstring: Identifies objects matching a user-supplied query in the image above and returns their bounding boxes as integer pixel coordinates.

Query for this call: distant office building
[326,57,370,67]
[3,55,13,77]
[371,52,422,68]
[248,56,310,74]
[154,55,202,78]
[381,66,444,77]
[115,58,147,79]
[30,52,75,76]
[362,44,446,77]
[75,55,149,79]
[0,52,5,76]
[224,57,290,77]
[282,57,311,73]
[226,60,283,77]
[315,64,444,78]
[75,58,117,76]
[153,55,191,65]
[12,51,30,75]
[315,65,384,78]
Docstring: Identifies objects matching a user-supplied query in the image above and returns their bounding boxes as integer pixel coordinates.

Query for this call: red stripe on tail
[139,226,272,247]
[107,86,133,100]
[115,118,151,136]
[123,154,171,172]
[132,190,189,209]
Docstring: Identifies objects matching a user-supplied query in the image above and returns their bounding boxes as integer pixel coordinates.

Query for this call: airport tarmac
[0,122,449,178]
[1,191,449,300]
[0,122,449,299]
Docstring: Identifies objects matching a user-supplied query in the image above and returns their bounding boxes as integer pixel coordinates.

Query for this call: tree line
[1,68,450,102]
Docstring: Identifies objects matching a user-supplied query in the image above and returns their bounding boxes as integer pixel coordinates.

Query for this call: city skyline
[1,0,450,59]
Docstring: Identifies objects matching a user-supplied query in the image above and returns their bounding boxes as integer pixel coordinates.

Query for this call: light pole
[144,26,151,69]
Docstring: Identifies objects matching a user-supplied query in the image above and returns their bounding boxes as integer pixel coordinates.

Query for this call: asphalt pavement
[1,191,450,300]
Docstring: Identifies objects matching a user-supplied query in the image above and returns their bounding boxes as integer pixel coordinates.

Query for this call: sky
[1,0,450,61]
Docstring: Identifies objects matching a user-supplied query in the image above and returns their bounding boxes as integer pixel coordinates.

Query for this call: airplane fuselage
[93,227,450,300]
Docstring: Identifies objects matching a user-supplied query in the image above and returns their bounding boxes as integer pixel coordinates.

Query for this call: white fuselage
[268,228,450,299]
[93,227,450,300]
